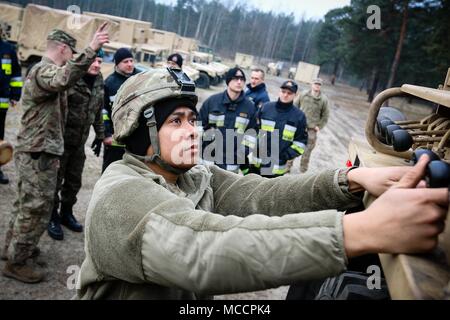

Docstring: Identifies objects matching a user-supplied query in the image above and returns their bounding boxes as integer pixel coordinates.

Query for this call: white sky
[243,0,351,20]
[158,0,351,21]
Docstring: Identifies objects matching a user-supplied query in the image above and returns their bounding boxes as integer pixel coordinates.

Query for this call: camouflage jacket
[15,47,97,155]
[294,90,330,129]
[64,74,105,147]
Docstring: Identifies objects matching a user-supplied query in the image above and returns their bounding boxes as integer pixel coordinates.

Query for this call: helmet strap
[137,106,189,175]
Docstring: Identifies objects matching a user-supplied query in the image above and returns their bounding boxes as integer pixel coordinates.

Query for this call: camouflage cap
[112,68,198,144]
[47,29,78,53]
[312,78,323,85]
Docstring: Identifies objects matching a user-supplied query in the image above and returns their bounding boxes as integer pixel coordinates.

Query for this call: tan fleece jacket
[76,153,361,300]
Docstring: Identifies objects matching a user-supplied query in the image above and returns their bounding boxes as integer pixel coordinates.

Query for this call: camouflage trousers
[5,151,59,263]
[54,144,86,212]
[300,129,317,173]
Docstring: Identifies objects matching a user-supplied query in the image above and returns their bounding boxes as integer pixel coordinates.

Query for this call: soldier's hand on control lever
[343,154,448,257]
[89,22,109,52]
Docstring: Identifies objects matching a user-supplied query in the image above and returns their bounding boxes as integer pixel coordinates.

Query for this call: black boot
[0,168,9,184]
[61,205,83,233]
[47,207,64,240]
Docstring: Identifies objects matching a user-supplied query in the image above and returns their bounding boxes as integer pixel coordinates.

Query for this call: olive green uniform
[55,74,105,212]
[294,90,330,172]
[5,47,97,264]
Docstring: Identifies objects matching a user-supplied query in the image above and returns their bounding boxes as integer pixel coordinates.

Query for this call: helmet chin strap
[132,106,189,176]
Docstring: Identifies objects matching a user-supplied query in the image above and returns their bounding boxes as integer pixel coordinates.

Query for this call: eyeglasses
[232,76,245,81]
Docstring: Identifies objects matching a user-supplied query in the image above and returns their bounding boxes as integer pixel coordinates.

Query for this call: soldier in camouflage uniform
[47,50,106,241]
[1,25,109,283]
[294,78,330,173]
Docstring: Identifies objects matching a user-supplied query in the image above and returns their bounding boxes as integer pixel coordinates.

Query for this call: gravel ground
[0,70,430,300]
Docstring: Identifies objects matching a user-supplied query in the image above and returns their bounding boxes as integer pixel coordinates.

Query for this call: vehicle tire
[210,76,220,86]
[392,129,413,152]
[195,72,210,89]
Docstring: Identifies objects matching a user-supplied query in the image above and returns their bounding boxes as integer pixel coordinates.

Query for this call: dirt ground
[0,71,431,300]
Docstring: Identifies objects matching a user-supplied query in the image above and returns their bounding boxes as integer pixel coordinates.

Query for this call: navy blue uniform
[245,83,270,108]
[102,68,140,172]
[199,91,258,173]
[0,40,22,139]
[249,100,308,177]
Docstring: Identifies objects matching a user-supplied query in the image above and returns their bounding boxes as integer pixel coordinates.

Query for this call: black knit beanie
[114,48,133,65]
[225,67,246,85]
[154,97,197,130]
[167,53,183,68]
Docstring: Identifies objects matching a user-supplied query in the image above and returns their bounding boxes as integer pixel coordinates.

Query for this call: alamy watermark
[66,5,82,30]
[367,5,381,30]
[366,265,382,290]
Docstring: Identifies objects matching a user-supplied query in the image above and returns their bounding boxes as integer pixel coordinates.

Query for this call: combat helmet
[112,67,198,174]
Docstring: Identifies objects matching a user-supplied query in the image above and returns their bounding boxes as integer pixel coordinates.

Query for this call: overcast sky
[158,0,351,21]
[243,0,351,20]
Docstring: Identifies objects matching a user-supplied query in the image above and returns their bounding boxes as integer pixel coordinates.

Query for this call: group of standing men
[199,66,330,177]
[1,20,331,283]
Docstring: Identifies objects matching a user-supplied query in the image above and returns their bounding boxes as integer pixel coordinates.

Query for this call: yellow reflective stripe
[0,98,9,109]
[261,119,276,132]
[248,153,262,168]
[272,164,287,175]
[111,140,125,147]
[282,124,297,142]
[10,77,23,87]
[209,114,225,127]
[10,81,23,88]
[1,59,12,75]
[242,135,257,149]
[241,168,249,175]
[291,141,306,155]
[102,109,110,121]
[234,116,249,134]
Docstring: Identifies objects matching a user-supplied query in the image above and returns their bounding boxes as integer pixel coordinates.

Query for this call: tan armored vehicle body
[84,12,151,46]
[235,52,254,69]
[17,4,119,65]
[349,68,450,299]
[175,36,199,53]
[0,2,24,43]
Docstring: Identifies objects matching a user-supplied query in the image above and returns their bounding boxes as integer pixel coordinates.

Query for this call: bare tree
[387,0,409,88]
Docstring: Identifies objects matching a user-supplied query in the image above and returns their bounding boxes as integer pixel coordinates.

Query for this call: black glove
[91,138,102,157]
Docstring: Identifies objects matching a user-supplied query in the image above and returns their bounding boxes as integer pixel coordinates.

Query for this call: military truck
[84,11,150,60]
[191,51,221,88]
[16,4,118,67]
[0,2,23,43]
[175,36,199,53]
[267,61,284,76]
[348,68,450,299]
[136,29,199,82]
[234,52,254,69]
[291,61,320,84]
[171,49,216,89]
